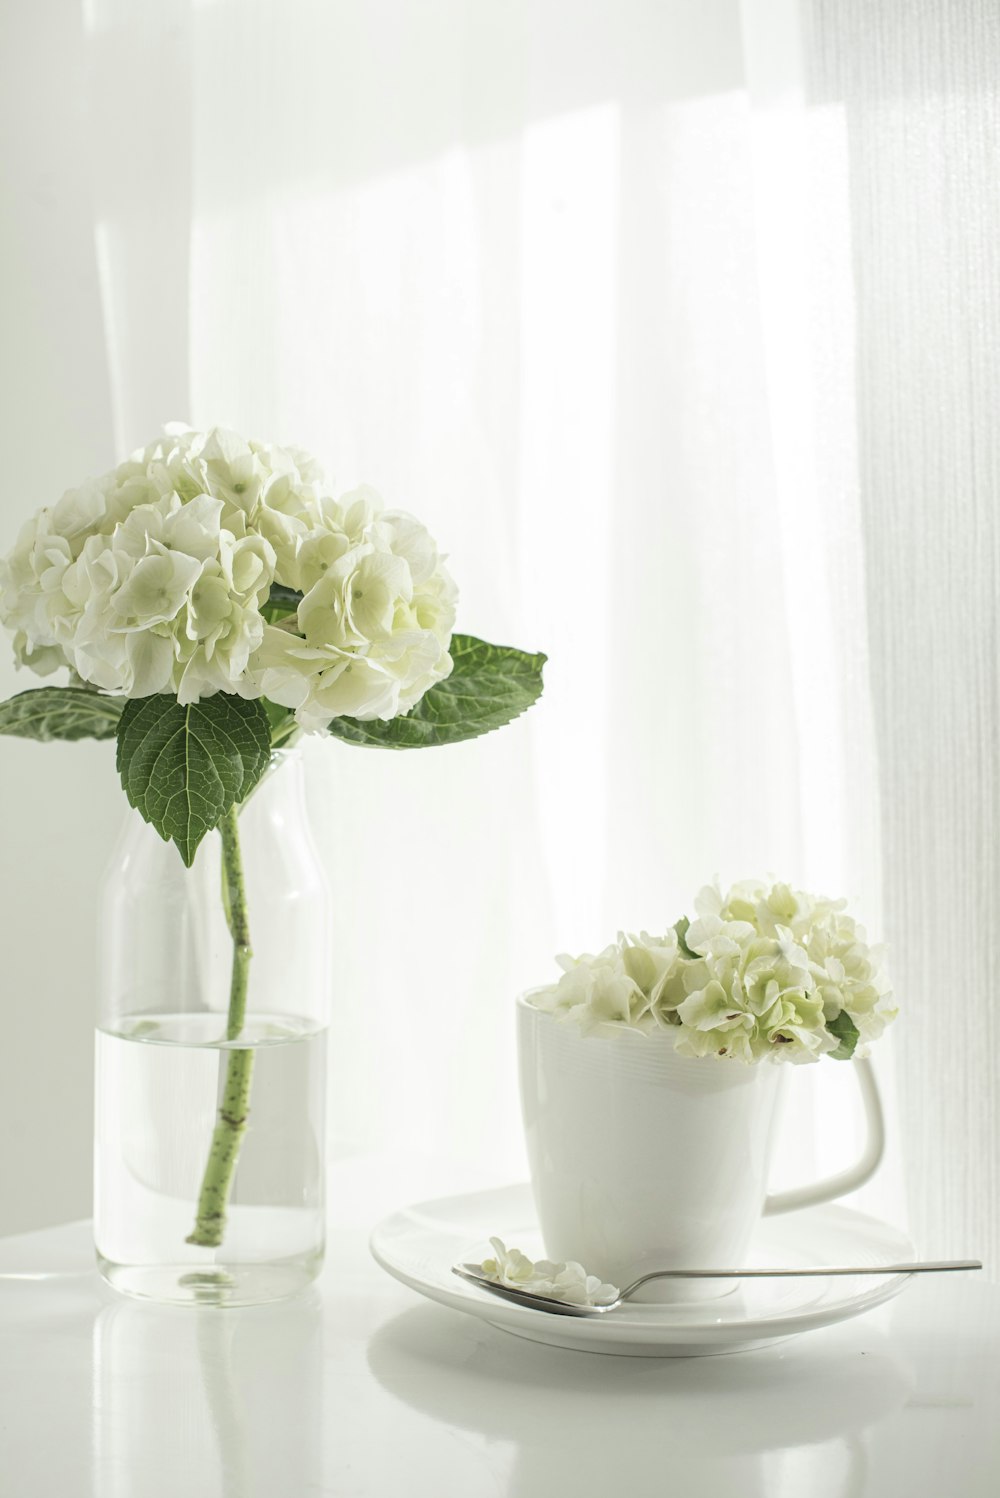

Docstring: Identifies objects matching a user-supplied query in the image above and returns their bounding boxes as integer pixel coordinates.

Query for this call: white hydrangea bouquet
[531,880,897,1063]
[0,426,545,1256]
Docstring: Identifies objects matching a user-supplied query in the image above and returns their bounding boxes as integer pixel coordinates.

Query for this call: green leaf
[826,1010,860,1061]
[673,916,697,959]
[261,583,302,625]
[116,694,271,866]
[0,687,125,742]
[325,634,546,749]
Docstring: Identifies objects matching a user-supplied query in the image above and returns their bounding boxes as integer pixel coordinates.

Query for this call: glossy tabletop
[1,1158,997,1498]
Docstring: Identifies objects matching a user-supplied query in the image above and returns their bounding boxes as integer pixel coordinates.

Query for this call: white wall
[0,0,194,1233]
[0,0,119,1232]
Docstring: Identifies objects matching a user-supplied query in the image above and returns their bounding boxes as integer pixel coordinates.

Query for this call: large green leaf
[826,1010,861,1061]
[0,687,125,742]
[326,634,546,749]
[116,694,271,866]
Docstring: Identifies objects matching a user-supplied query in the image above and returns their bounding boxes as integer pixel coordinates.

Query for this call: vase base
[97,1250,323,1307]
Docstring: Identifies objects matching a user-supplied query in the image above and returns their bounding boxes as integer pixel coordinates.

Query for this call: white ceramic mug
[517,995,885,1300]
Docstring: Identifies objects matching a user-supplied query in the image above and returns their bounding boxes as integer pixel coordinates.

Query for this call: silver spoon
[452,1258,983,1318]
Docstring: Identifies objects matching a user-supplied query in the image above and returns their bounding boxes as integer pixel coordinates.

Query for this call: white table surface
[1,1157,997,1498]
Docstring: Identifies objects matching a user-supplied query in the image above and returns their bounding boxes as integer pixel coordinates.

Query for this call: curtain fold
[802,0,1000,1267]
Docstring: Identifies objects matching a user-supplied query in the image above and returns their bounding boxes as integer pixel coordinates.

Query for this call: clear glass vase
[94,748,331,1306]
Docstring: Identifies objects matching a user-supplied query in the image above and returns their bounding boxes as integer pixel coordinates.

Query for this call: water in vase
[95,1013,326,1306]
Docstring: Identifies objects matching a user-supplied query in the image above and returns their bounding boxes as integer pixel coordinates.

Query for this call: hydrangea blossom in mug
[529,881,897,1064]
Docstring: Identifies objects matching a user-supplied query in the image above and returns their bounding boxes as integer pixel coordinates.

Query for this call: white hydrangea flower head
[251,487,457,731]
[0,427,458,734]
[527,880,896,1065]
[0,480,111,674]
[620,928,684,1019]
[531,942,650,1033]
[801,908,897,1044]
[676,930,836,1065]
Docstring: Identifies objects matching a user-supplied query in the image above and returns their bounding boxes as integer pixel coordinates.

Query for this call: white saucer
[370,1183,915,1357]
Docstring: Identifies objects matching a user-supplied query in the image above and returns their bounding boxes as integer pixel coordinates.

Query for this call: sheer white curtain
[1,0,995,1261]
[175,0,881,1202]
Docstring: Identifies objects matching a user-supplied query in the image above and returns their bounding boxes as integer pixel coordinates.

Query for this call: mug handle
[762,1057,885,1216]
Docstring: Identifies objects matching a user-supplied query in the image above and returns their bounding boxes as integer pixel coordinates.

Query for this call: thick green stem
[186,806,255,1249]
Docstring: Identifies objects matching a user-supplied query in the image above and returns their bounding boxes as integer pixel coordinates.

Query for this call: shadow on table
[367,1302,914,1498]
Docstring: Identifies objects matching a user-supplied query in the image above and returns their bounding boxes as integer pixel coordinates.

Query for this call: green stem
[186,806,255,1249]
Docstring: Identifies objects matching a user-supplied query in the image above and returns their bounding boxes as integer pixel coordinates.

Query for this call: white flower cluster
[479,1238,618,1307]
[530,881,897,1065]
[0,427,457,732]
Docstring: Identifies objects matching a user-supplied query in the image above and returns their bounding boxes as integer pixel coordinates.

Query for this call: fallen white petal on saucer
[478,1237,619,1307]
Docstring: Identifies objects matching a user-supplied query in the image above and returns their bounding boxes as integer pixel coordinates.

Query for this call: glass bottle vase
[94,749,331,1306]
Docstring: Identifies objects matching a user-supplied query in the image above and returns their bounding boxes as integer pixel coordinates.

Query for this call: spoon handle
[621,1259,982,1296]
